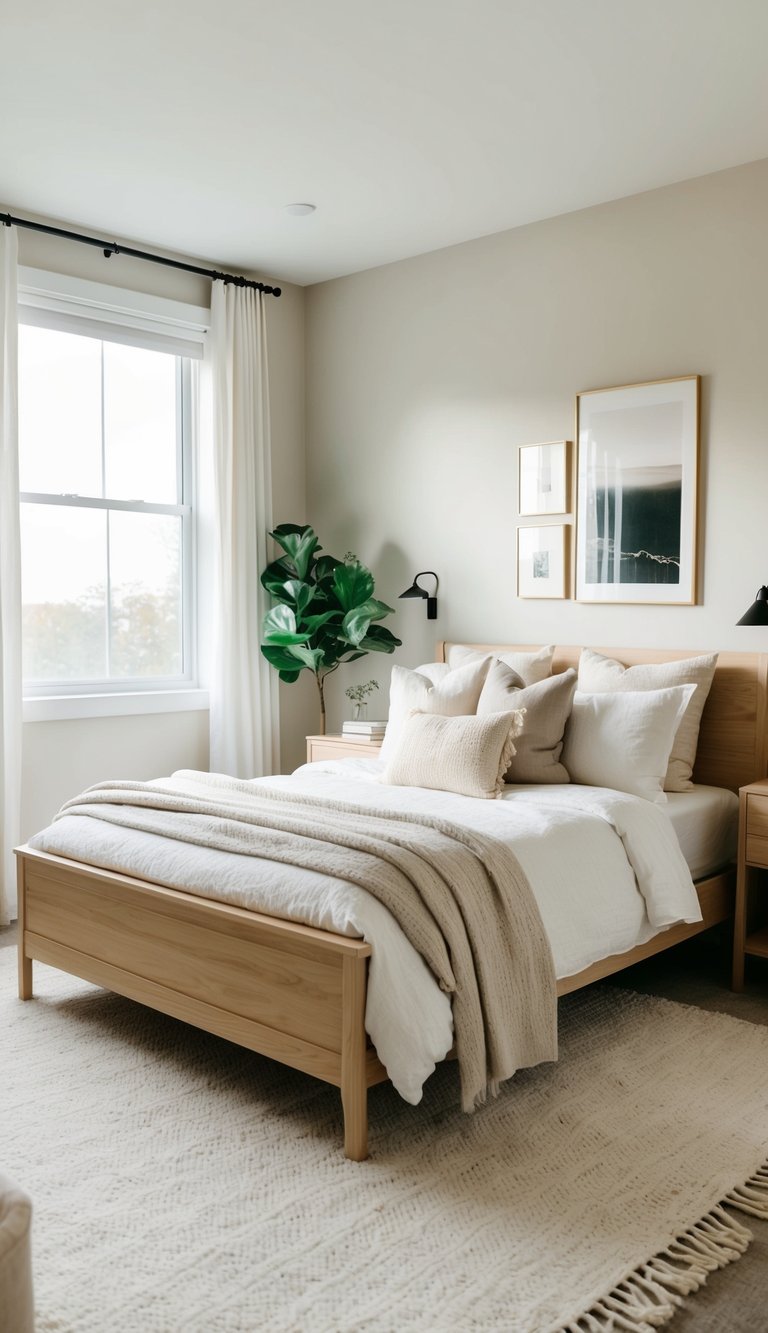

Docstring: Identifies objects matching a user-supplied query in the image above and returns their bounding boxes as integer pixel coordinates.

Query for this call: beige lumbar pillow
[381,709,525,799]
[477,661,577,783]
[446,643,554,685]
[380,658,491,762]
[577,649,718,791]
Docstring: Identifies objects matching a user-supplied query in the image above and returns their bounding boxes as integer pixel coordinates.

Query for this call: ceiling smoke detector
[284,203,316,216]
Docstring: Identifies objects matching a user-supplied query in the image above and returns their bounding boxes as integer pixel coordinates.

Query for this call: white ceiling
[2,0,768,287]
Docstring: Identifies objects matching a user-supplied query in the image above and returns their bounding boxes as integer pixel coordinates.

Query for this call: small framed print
[517,525,569,599]
[518,440,570,516]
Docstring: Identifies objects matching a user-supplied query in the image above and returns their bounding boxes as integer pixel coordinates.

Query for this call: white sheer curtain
[209,281,279,778]
[0,226,21,924]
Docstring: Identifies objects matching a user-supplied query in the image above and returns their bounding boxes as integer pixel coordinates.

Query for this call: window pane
[18,326,102,496]
[21,504,107,680]
[103,343,178,503]
[109,512,182,677]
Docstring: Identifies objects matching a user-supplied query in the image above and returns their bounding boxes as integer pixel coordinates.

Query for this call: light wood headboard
[438,643,768,794]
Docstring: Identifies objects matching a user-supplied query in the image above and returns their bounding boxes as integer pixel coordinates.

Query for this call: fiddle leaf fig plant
[261,524,401,734]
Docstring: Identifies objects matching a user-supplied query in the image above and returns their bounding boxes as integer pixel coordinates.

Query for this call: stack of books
[341,718,387,741]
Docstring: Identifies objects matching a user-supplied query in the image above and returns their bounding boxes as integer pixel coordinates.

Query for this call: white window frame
[18,268,211,722]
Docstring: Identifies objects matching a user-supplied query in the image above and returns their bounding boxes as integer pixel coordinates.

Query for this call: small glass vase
[352,702,367,721]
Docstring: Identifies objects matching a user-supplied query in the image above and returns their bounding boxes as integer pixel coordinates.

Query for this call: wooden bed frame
[16,644,768,1160]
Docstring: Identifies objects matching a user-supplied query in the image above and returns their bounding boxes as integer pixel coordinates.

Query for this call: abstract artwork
[575,376,699,604]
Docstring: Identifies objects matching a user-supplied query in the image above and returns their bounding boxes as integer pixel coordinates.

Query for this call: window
[17,269,209,713]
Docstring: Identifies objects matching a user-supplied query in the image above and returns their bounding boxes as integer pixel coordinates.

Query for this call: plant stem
[316,671,326,736]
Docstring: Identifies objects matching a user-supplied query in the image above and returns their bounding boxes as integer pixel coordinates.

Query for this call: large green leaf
[357,624,402,652]
[271,527,319,581]
[301,610,339,634]
[333,649,367,665]
[262,605,308,645]
[341,607,372,647]
[281,580,314,617]
[333,561,374,612]
[270,522,310,540]
[261,557,299,598]
[341,598,396,646]
[261,645,306,675]
[286,644,325,670]
[314,554,342,584]
[364,597,396,620]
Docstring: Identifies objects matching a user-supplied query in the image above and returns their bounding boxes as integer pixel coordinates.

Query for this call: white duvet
[30,758,702,1105]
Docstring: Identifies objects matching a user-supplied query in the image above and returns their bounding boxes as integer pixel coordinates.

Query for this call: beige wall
[305,158,768,731]
[17,216,307,837]
[22,711,210,838]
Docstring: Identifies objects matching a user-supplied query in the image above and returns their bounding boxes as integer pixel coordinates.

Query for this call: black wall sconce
[399,571,439,620]
[737,586,768,625]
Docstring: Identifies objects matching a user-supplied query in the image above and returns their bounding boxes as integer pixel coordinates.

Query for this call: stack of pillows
[378,644,718,803]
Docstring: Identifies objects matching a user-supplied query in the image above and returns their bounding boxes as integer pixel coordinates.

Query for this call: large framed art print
[575,375,700,604]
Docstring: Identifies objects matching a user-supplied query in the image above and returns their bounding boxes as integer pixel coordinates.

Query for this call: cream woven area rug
[3,955,768,1333]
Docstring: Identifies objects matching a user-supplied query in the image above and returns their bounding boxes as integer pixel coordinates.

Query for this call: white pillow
[577,649,718,792]
[381,709,525,799]
[380,658,491,762]
[412,661,452,685]
[561,686,695,803]
[446,643,554,685]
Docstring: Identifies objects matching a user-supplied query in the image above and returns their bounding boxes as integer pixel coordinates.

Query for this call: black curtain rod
[1,211,281,297]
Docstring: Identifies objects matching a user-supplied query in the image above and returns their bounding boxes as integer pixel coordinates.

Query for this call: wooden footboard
[555,868,734,995]
[15,846,734,1159]
[15,847,389,1161]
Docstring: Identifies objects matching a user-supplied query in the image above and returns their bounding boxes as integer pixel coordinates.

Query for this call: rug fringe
[556,1160,768,1332]
[723,1161,768,1218]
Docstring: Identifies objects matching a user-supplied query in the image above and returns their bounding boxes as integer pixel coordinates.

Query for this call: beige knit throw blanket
[56,772,558,1109]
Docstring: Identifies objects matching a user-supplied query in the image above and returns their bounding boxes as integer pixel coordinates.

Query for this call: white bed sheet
[30,760,703,1106]
[664,784,738,879]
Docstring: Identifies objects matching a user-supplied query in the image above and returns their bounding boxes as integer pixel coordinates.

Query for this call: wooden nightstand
[733,778,768,990]
[306,734,384,764]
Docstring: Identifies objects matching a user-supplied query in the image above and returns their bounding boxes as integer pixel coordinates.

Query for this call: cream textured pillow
[380,658,491,762]
[446,643,554,685]
[561,686,696,803]
[411,661,452,684]
[381,709,525,799]
[477,661,577,783]
[577,649,718,791]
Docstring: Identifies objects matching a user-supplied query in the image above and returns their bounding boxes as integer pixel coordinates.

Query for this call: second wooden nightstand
[733,777,768,990]
[306,734,384,764]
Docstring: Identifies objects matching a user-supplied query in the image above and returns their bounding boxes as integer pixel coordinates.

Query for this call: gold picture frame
[518,440,571,516]
[575,375,700,605]
[517,524,569,599]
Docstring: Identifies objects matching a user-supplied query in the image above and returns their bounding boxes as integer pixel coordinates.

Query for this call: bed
[15,644,768,1159]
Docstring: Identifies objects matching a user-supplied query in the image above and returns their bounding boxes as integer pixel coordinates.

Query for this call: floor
[3,921,767,1331]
